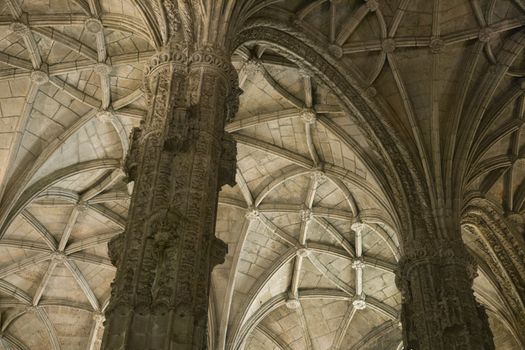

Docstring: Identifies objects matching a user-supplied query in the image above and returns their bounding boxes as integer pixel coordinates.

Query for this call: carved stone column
[396,235,494,350]
[101,43,239,350]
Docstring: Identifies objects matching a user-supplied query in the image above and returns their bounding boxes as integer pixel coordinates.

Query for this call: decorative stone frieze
[162,0,182,37]
[189,46,235,80]
[143,43,189,76]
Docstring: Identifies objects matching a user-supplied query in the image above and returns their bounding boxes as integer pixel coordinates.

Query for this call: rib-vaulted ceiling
[0,0,523,349]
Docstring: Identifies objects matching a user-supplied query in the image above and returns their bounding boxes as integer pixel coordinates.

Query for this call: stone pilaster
[396,237,494,350]
[101,43,238,350]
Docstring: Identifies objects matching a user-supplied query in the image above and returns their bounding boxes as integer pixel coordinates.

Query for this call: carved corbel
[225,86,242,123]
[123,126,143,182]
[395,267,412,303]
[218,132,237,188]
[108,233,125,267]
[476,302,495,349]
[210,236,228,269]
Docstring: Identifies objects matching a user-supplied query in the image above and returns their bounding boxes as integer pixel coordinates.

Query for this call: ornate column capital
[189,46,238,87]
[143,42,189,77]
[396,235,493,349]
[398,239,477,281]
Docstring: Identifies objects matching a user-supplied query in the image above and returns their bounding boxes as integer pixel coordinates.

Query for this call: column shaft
[101,45,238,350]
[397,237,494,350]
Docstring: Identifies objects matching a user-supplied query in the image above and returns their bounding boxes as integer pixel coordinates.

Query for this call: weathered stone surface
[0,1,523,350]
[102,42,237,349]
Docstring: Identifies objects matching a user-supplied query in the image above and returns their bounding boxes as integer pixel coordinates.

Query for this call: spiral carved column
[101,44,239,350]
